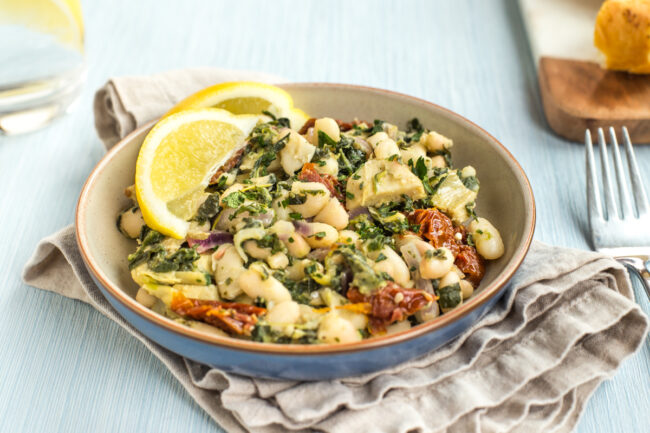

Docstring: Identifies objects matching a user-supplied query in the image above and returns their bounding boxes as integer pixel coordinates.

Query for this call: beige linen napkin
[24,69,649,433]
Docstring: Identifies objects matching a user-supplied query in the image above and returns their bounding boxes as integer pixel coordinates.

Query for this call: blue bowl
[76,83,535,380]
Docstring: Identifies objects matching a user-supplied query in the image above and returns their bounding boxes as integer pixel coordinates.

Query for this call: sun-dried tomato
[170,293,265,336]
[455,245,485,286]
[209,147,246,185]
[408,209,462,256]
[408,209,485,286]
[347,282,434,334]
[298,162,344,201]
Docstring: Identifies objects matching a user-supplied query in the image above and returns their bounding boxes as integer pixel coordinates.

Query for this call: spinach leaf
[436,283,462,310]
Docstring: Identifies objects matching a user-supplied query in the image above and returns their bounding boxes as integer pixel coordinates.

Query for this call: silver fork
[586,127,650,299]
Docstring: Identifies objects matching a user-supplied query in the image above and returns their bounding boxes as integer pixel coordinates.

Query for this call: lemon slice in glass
[164,81,310,130]
[135,108,259,239]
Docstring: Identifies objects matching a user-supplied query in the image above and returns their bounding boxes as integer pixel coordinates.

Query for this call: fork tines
[585,127,649,222]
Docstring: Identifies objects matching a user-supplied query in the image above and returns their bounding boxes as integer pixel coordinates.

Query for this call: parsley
[375,252,387,262]
[318,130,338,148]
[424,248,446,260]
[437,283,462,309]
[345,191,355,200]
[289,212,302,220]
[194,193,220,224]
[461,175,480,192]
[406,118,425,143]
[313,231,326,239]
[365,119,385,135]
[222,191,245,208]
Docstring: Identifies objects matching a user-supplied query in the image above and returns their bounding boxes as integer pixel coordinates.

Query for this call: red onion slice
[188,231,234,253]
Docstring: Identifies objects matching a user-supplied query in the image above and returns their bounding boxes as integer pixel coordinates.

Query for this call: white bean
[135,287,157,308]
[337,309,368,330]
[367,132,389,147]
[459,279,474,300]
[237,264,292,305]
[315,154,339,176]
[243,240,271,260]
[118,207,145,238]
[314,117,340,143]
[374,139,401,160]
[422,131,453,152]
[304,222,338,248]
[469,217,505,260]
[314,198,349,230]
[279,130,316,175]
[461,165,476,178]
[213,244,245,299]
[285,233,311,258]
[266,252,289,270]
[318,313,362,344]
[338,230,360,246]
[419,247,454,280]
[266,300,301,334]
[400,143,426,165]
[428,155,447,168]
[372,246,412,288]
[289,181,331,217]
[439,270,461,288]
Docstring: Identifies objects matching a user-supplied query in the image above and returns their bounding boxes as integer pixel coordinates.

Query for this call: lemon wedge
[0,0,84,52]
[164,81,310,130]
[135,108,259,239]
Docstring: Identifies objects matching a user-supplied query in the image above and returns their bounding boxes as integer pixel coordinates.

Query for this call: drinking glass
[0,0,85,134]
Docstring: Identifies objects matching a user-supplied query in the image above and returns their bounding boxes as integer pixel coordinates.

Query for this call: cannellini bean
[338,230,360,246]
[237,264,292,305]
[213,244,245,299]
[429,155,447,168]
[372,246,412,288]
[118,207,145,238]
[314,117,340,143]
[400,143,426,165]
[304,222,338,248]
[267,252,289,269]
[135,287,157,308]
[285,233,311,258]
[279,130,316,175]
[386,320,412,335]
[461,165,476,178]
[266,300,301,334]
[318,312,362,344]
[439,270,461,288]
[459,279,474,300]
[420,247,454,280]
[243,240,271,260]
[367,132,389,147]
[315,153,339,176]
[416,301,440,323]
[422,131,453,152]
[469,217,505,260]
[289,181,331,217]
[337,309,368,330]
[374,139,401,160]
[314,198,349,230]
[286,259,310,280]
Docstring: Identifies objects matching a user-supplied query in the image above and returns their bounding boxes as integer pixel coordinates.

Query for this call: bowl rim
[76,82,535,356]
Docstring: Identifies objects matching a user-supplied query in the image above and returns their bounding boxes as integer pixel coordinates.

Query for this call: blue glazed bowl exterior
[90,270,512,380]
[76,83,535,381]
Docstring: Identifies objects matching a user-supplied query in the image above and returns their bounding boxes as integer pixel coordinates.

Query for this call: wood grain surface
[539,56,650,143]
[0,1,649,432]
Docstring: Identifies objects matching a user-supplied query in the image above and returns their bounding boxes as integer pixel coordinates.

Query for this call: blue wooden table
[1,1,648,431]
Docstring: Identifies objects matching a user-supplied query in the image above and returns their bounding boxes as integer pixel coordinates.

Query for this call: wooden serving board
[519,0,650,143]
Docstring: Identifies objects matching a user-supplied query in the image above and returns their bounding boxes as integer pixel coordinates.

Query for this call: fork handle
[617,258,650,301]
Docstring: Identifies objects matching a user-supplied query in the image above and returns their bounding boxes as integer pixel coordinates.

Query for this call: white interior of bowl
[79,83,534,332]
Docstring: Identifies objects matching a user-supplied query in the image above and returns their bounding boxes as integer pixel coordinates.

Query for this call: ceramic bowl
[76,83,535,380]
